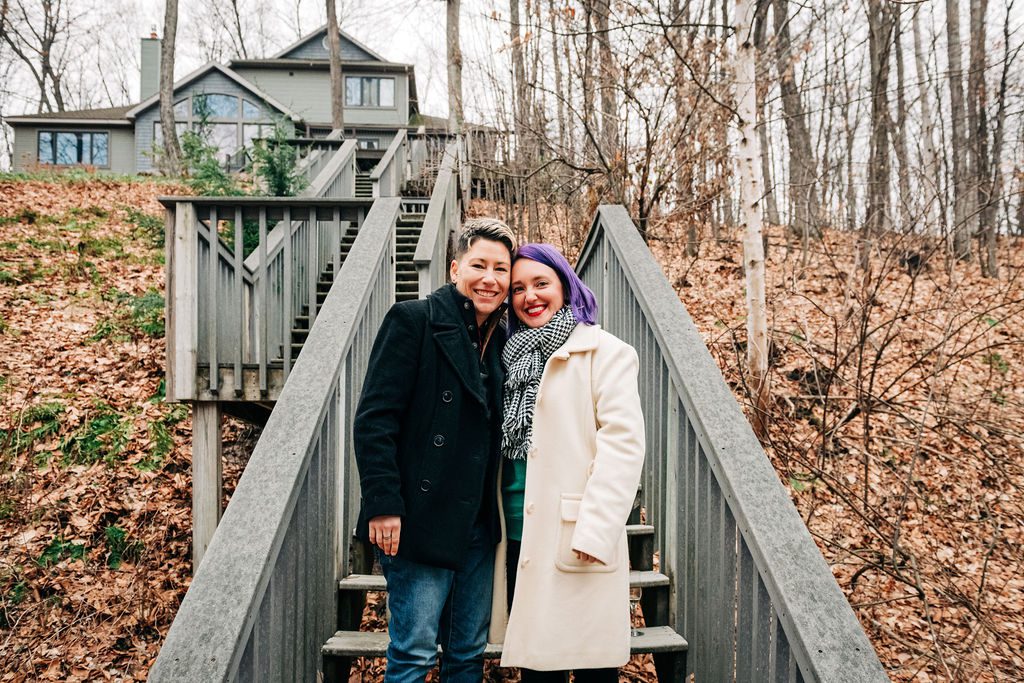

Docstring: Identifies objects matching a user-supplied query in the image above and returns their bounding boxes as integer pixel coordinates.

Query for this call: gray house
[6,27,447,174]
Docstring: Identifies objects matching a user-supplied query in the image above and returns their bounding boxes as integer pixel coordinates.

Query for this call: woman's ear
[449,259,459,283]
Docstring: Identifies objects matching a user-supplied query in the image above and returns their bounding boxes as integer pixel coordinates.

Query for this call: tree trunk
[862,0,895,269]
[326,0,344,132]
[547,0,566,151]
[733,0,769,437]
[159,0,182,175]
[753,0,780,227]
[968,0,994,275]
[592,0,621,200]
[912,7,941,232]
[984,3,1013,277]
[893,9,912,233]
[946,0,974,259]
[447,0,468,205]
[773,0,821,241]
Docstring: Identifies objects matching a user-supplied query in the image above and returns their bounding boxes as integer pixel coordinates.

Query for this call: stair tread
[339,569,670,593]
[323,625,686,658]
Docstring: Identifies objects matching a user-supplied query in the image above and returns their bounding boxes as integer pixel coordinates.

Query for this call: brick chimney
[140,28,161,101]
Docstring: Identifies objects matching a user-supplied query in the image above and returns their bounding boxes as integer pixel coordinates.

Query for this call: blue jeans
[378,523,494,683]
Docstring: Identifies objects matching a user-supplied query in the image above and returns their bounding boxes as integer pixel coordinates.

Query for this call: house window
[357,139,379,150]
[345,77,395,108]
[155,93,273,162]
[38,131,109,166]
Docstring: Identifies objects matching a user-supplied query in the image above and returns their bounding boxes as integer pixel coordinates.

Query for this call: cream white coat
[489,323,646,670]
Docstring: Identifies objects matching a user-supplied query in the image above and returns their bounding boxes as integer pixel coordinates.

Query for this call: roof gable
[275,26,384,61]
[125,63,303,122]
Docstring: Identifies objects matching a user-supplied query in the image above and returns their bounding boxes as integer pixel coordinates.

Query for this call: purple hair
[508,243,599,334]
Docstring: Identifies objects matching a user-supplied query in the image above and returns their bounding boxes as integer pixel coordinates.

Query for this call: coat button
[526,502,535,514]
[433,434,445,447]
[529,446,537,459]
[464,301,471,310]
[441,390,453,403]
[420,479,432,492]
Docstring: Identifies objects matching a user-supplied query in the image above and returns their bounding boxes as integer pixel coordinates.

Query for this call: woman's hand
[572,549,605,564]
[369,515,401,556]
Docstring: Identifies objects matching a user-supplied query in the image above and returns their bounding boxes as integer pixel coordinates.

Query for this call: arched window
[155,93,277,162]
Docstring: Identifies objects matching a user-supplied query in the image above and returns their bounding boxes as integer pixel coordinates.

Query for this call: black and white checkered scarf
[501,306,578,461]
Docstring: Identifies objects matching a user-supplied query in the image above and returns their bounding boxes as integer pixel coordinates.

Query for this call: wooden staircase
[396,198,428,304]
[322,516,688,680]
[355,173,373,198]
[287,199,429,362]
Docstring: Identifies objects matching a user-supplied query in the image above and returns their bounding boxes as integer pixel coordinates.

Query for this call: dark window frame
[344,76,396,109]
[36,130,111,168]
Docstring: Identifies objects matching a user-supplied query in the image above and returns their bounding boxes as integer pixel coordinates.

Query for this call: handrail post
[167,201,198,402]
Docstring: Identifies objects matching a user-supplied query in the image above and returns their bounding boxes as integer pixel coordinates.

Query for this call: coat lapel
[549,324,602,361]
[429,291,488,407]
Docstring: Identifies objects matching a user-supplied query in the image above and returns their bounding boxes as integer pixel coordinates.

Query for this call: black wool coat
[353,284,505,570]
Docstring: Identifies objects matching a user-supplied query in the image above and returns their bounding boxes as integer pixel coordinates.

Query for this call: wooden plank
[192,401,222,569]
[308,207,318,322]
[258,207,268,394]
[736,539,756,681]
[322,626,686,659]
[207,206,219,393]
[282,207,292,378]
[234,207,244,396]
[169,202,198,401]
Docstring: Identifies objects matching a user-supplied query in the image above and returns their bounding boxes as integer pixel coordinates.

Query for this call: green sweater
[502,457,528,541]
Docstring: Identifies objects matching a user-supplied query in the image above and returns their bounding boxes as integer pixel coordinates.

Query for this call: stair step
[338,569,670,594]
[322,625,686,659]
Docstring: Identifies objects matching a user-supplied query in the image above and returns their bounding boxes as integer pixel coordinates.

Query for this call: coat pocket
[554,493,618,573]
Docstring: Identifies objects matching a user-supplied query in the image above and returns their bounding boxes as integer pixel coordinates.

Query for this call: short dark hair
[453,217,516,259]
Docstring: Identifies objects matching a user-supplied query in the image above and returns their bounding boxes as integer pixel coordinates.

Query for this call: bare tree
[0,0,77,112]
[160,0,182,175]
[912,6,941,231]
[967,0,994,276]
[945,0,974,259]
[773,0,822,240]
[326,0,344,132]
[862,0,895,267]
[734,0,769,435]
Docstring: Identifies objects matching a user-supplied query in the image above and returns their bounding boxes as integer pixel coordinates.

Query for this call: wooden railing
[293,131,348,182]
[370,129,408,198]
[149,197,402,682]
[414,141,460,298]
[164,197,373,402]
[576,206,888,682]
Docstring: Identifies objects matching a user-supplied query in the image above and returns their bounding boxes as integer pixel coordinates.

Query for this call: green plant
[138,403,187,471]
[37,537,87,566]
[180,129,241,197]
[60,403,133,466]
[983,352,1010,376]
[250,119,307,197]
[123,206,165,247]
[104,526,143,569]
[5,402,65,459]
[89,289,165,341]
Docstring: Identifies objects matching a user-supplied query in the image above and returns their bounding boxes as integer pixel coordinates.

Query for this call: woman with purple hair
[487,243,646,681]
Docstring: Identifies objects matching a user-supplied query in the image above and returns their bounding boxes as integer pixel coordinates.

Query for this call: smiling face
[510,258,566,328]
[450,238,512,325]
